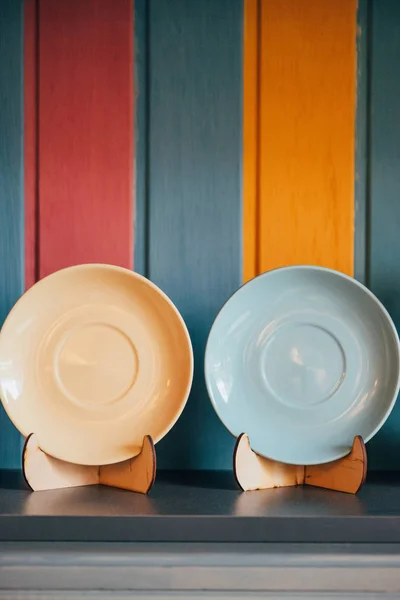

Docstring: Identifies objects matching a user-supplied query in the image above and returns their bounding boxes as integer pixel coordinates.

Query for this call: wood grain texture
[100,435,156,494]
[24,0,38,290]
[133,0,149,277]
[367,0,400,470]
[234,434,304,491]
[305,436,367,494]
[38,0,134,278]
[242,0,259,283]
[354,0,370,286]
[244,0,357,277]
[22,434,99,491]
[147,0,242,469]
[0,0,24,469]
[234,434,366,494]
[23,433,155,494]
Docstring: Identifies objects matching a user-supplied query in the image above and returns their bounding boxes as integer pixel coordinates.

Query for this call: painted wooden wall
[1,0,135,469]
[1,0,400,470]
[135,0,243,469]
[364,0,400,469]
[243,0,357,281]
[0,0,25,469]
[135,0,400,470]
[241,0,400,471]
[25,0,134,282]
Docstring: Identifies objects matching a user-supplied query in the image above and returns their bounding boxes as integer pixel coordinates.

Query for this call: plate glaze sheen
[0,264,193,466]
[205,266,400,465]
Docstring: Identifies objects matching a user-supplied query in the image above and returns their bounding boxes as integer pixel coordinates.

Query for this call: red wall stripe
[26,0,134,281]
[24,0,38,290]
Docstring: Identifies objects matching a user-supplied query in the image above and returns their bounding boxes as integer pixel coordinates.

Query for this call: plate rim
[204,264,400,465]
[0,263,194,465]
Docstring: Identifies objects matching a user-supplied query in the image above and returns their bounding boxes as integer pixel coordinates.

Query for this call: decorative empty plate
[205,266,400,465]
[0,264,193,465]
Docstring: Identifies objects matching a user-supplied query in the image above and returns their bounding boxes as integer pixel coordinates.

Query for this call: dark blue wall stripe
[354,0,370,287]
[134,0,149,277]
[367,0,400,469]
[144,0,243,469]
[0,0,24,469]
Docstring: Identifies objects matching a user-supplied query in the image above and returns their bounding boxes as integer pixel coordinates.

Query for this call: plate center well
[261,323,345,409]
[55,323,138,406]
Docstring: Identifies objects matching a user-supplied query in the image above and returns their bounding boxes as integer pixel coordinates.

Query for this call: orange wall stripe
[242,0,259,283]
[243,0,357,278]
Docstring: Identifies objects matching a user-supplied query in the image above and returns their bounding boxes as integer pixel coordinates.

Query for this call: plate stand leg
[233,433,366,494]
[22,433,156,494]
[233,433,304,491]
[304,435,367,494]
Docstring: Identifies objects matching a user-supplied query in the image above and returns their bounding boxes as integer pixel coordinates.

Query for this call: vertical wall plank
[148,0,243,469]
[134,0,149,277]
[24,0,38,290]
[258,0,356,274]
[368,0,400,469]
[38,0,134,278]
[242,0,259,283]
[354,0,370,286]
[0,0,24,468]
[244,0,357,277]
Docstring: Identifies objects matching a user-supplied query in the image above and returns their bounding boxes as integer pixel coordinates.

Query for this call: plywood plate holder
[22,433,156,494]
[233,433,367,494]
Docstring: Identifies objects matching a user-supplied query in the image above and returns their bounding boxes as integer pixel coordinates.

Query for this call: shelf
[1,470,400,543]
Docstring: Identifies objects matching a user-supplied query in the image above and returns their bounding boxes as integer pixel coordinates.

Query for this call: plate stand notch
[22,433,156,494]
[233,433,367,494]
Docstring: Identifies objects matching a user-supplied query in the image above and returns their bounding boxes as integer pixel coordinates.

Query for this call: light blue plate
[205,266,400,465]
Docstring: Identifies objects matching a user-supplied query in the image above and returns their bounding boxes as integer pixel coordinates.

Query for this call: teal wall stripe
[354,0,370,287]
[0,0,24,469]
[134,0,149,277]
[144,0,243,469]
[367,0,400,469]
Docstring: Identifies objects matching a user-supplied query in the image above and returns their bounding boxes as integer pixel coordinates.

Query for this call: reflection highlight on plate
[205,266,400,465]
[0,264,194,466]
[261,323,346,409]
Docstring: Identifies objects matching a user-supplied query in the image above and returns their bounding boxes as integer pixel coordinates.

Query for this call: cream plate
[0,264,193,465]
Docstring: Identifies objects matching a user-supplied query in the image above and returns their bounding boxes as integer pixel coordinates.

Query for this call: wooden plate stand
[22,433,156,494]
[233,433,367,494]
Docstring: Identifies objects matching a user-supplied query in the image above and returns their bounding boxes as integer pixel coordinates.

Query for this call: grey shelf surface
[1,470,400,543]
